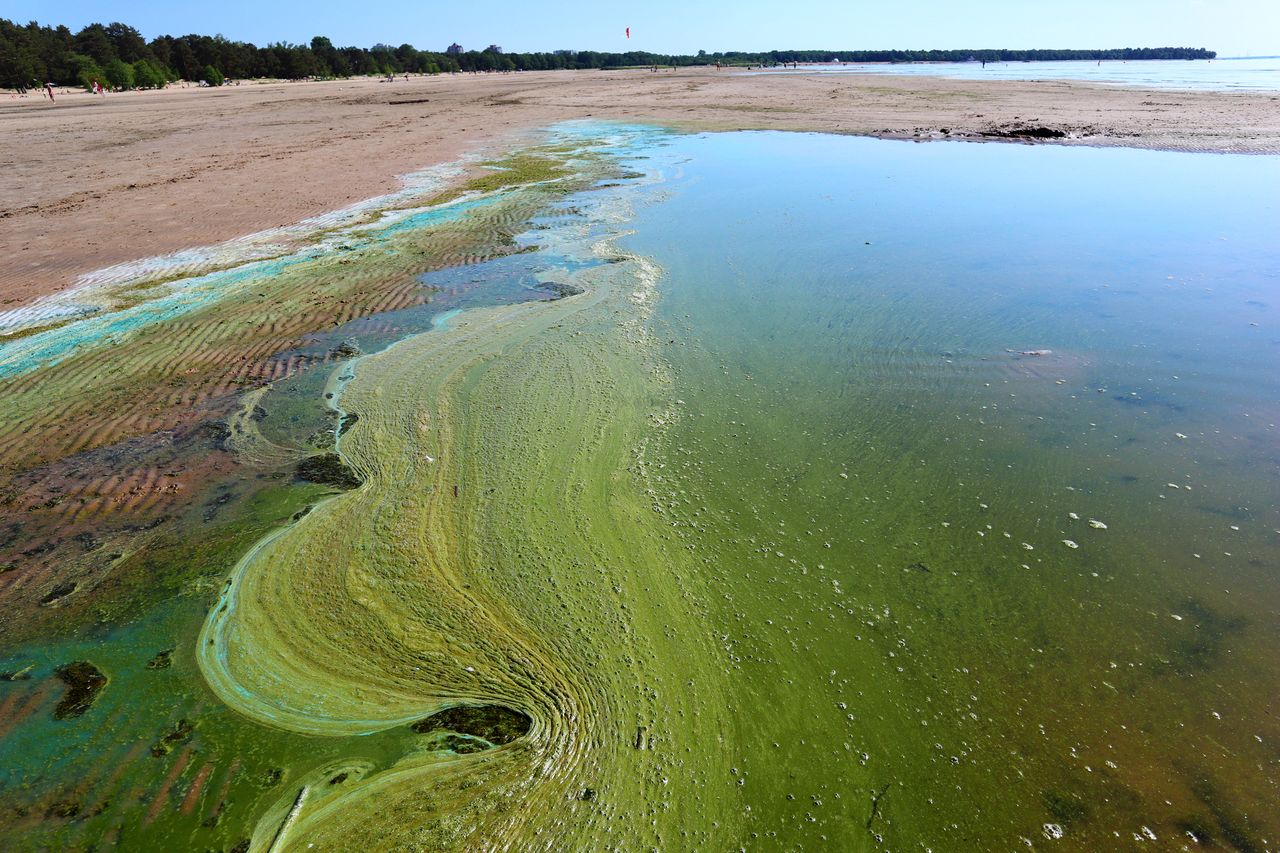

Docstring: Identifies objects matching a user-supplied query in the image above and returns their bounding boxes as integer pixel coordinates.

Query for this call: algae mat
[199,237,736,850]
[0,123,738,851]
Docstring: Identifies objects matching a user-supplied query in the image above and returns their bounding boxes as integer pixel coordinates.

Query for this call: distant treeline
[0,18,1216,91]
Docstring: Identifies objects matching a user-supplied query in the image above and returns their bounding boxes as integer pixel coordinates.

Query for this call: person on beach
[45,81,55,102]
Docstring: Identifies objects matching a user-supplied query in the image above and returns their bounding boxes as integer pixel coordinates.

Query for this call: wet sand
[2,68,1278,310]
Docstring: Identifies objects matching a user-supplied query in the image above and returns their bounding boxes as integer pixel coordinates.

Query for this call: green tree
[202,64,223,86]
[103,56,133,89]
[73,23,116,66]
[69,52,106,90]
[311,35,347,77]
[104,22,150,63]
[131,58,164,88]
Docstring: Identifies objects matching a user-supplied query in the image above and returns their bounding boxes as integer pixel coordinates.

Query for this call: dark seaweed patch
[1042,788,1090,825]
[123,515,171,533]
[53,661,107,719]
[338,413,360,436]
[410,704,532,746]
[45,800,81,819]
[150,718,195,757]
[1174,814,1217,847]
[437,733,488,754]
[536,281,585,299]
[0,522,22,549]
[40,581,77,605]
[145,649,174,670]
[328,772,349,785]
[980,125,1067,139]
[295,454,363,490]
[1191,778,1262,853]
[203,491,236,522]
[22,540,57,557]
[1159,597,1246,677]
[199,420,233,450]
[331,341,362,359]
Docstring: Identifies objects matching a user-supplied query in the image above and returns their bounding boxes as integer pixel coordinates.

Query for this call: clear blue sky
[5,0,1275,57]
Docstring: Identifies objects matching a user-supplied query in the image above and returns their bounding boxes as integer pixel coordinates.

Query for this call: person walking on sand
[45,80,55,102]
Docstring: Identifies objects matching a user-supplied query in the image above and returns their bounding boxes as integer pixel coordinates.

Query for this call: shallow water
[623,131,1280,848]
[1,125,1277,851]
[762,56,1280,91]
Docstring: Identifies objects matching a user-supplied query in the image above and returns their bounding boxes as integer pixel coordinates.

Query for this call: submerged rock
[53,661,107,719]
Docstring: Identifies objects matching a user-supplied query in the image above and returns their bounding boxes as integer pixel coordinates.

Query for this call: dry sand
[3,68,1278,310]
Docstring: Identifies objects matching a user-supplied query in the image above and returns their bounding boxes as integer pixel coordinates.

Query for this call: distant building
[446,43,463,56]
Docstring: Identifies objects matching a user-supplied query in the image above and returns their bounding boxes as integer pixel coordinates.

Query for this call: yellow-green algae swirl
[199,187,737,849]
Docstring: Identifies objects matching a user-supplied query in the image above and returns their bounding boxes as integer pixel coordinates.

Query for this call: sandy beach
[2,68,1278,312]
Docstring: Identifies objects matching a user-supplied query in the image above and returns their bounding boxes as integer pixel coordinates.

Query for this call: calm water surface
[764,56,1280,90]
[626,131,1280,848]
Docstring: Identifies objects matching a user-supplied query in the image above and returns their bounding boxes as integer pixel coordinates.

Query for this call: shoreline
[3,69,1278,313]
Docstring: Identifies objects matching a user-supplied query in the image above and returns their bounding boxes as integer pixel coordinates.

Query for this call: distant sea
[761,56,1280,91]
